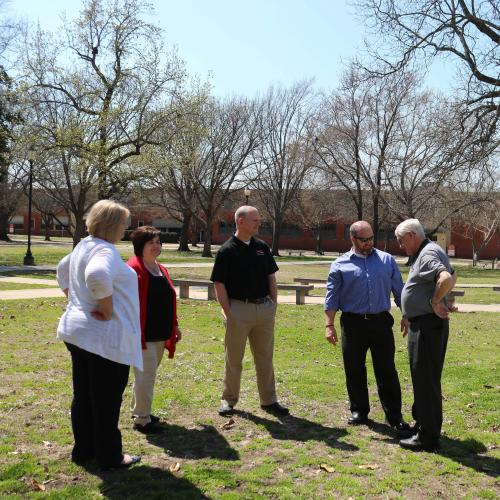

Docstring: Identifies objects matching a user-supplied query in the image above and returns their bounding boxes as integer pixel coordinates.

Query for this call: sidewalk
[0,280,498,312]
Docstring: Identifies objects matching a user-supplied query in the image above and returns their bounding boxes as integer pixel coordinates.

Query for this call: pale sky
[8,0,456,97]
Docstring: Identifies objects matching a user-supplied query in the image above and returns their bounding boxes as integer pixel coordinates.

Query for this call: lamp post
[244,188,251,205]
[23,150,35,266]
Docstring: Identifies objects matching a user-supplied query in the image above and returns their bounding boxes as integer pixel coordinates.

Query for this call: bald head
[234,205,261,240]
[349,220,374,256]
[234,205,258,224]
[349,221,372,238]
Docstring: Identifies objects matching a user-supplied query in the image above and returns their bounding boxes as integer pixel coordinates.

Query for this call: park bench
[293,277,326,296]
[171,279,216,300]
[449,290,465,297]
[170,280,314,305]
[277,284,314,305]
[293,277,326,286]
[493,286,500,292]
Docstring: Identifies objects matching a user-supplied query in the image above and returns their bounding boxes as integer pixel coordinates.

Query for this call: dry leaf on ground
[358,464,379,470]
[169,462,181,473]
[320,464,336,473]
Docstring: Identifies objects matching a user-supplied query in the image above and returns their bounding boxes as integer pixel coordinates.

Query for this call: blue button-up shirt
[324,248,403,313]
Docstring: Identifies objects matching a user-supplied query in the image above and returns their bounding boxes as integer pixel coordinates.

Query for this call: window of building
[320,223,336,239]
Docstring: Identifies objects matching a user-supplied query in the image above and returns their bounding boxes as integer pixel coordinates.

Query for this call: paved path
[0,283,498,312]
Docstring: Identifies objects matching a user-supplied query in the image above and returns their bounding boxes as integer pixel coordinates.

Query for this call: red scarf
[127,255,178,358]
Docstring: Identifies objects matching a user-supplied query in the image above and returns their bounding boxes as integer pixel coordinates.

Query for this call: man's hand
[401,316,409,337]
[431,301,452,319]
[221,308,230,320]
[325,325,338,345]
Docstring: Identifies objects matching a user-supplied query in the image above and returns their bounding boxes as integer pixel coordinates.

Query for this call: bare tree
[250,80,316,255]
[0,65,23,241]
[22,0,185,200]
[141,87,209,251]
[454,197,500,265]
[316,66,418,243]
[355,0,500,141]
[192,96,262,257]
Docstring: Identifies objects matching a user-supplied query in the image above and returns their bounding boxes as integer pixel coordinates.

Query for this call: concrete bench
[171,279,216,300]
[293,277,326,285]
[277,284,314,305]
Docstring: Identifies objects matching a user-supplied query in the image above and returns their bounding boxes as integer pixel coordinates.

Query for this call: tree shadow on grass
[82,463,208,499]
[237,410,358,451]
[367,421,500,478]
[438,437,499,478]
[146,423,240,460]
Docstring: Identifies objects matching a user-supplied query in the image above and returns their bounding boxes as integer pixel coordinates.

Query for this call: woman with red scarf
[127,226,182,433]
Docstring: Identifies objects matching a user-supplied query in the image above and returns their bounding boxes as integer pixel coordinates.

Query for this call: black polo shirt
[210,235,279,300]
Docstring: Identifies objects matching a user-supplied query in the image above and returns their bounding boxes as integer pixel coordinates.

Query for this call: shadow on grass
[146,423,240,460]
[237,410,358,451]
[367,421,500,478]
[439,437,500,478]
[82,463,208,499]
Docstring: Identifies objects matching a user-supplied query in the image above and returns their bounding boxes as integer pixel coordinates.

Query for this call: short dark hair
[130,226,161,257]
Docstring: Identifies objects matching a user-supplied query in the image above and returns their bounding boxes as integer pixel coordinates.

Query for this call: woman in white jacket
[57,200,143,469]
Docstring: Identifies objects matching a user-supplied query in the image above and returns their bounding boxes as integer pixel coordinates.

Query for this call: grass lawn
[0,282,55,291]
[0,299,498,498]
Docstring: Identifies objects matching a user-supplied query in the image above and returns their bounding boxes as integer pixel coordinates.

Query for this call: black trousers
[65,342,130,468]
[340,312,403,423]
[408,314,449,442]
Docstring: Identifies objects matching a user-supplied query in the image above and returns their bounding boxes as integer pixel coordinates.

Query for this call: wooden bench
[494,286,500,292]
[277,284,314,305]
[171,279,216,300]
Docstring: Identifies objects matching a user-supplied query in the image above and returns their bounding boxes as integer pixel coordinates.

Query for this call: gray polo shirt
[401,240,454,318]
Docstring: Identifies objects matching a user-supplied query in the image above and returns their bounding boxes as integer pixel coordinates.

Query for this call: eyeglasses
[353,235,374,243]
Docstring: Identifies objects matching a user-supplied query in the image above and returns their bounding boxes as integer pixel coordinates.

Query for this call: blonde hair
[86,200,130,243]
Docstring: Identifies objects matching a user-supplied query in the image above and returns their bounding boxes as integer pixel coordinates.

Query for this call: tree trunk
[72,216,86,248]
[202,227,212,257]
[44,224,51,241]
[271,217,282,256]
[315,229,323,255]
[177,212,191,252]
[0,211,12,241]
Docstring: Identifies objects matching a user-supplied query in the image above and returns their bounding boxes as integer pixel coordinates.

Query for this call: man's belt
[236,297,268,304]
[342,311,388,320]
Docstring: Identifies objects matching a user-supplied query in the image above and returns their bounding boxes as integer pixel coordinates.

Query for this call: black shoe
[399,433,439,452]
[389,419,414,438]
[347,411,368,425]
[261,402,290,416]
[218,401,234,416]
[150,414,160,424]
[133,422,164,434]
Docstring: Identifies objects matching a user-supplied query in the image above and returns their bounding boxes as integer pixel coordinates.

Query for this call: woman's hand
[175,326,183,342]
[91,295,113,321]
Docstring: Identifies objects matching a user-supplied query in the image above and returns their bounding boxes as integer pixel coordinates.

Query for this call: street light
[244,188,251,205]
[23,149,35,266]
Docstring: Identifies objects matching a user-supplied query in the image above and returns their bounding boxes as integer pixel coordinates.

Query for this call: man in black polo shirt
[211,205,289,417]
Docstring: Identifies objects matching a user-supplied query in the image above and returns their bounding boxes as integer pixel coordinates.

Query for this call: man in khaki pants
[211,206,289,417]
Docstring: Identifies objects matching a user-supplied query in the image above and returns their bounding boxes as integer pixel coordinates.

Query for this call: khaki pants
[131,341,165,426]
[222,298,277,406]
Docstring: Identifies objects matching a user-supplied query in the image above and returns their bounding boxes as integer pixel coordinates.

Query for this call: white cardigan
[56,236,143,370]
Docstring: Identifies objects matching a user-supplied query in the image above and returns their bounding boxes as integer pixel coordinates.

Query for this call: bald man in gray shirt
[396,219,457,452]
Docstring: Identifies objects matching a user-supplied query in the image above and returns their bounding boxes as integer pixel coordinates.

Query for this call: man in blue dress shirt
[324,221,411,435]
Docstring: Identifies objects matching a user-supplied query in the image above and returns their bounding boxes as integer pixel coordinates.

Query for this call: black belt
[237,297,268,304]
[342,311,388,320]
[408,313,437,322]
